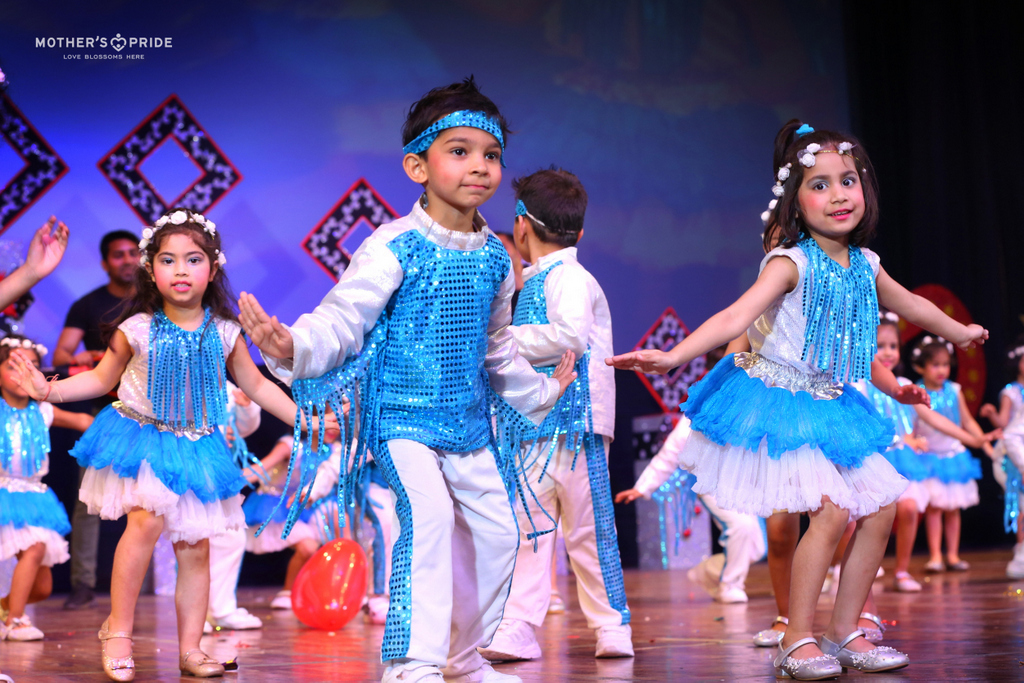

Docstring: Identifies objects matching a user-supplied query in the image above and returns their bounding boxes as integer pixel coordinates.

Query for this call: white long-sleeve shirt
[634,417,692,497]
[510,247,615,438]
[263,202,559,430]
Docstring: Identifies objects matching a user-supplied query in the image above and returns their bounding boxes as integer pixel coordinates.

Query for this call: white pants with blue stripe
[378,439,519,678]
[503,435,628,629]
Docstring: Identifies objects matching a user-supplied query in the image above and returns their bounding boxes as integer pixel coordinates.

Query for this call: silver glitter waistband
[734,352,844,400]
[0,476,48,493]
[114,402,215,442]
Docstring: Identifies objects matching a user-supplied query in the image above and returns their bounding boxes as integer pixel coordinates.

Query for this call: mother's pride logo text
[36,33,172,59]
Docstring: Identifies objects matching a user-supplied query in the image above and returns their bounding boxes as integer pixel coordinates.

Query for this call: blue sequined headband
[402,110,507,167]
[515,199,546,227]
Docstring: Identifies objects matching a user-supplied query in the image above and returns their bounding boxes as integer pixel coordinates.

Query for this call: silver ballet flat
[819,629,909,673]
[858,611,885,643]
[753,615,788,647]
[773,637,842,680]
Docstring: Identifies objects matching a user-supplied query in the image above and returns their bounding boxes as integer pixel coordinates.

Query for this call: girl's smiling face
[875,324,901,371]
[796,151,865,242]
[148,233,215,310]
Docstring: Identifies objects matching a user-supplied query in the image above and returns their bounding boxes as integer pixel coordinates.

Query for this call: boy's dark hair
[762,119,880,253]
[106,208,238,343]
[402,76,511,153]
[101,230,140,260]
[512,168,587,249]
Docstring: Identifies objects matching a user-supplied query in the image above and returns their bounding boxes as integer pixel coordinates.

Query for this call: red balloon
[291,538,368,630]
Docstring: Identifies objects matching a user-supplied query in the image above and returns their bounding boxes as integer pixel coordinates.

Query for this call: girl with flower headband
[0,336,92,645]
[980,335,1024,578]
[910,335,991,574]
[609,119,988,679]
[857,313,996,593]
[9,208,333,681]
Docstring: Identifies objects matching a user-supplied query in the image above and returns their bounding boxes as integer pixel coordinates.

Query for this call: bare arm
[607,256,797,374]
[979,395,1012,428]
[912,405,988,449]
[876,266,988,348]
[52,327,91,367]
[870,361,929,405]
[0,217,68,310]
[11,332,131,402]
[51,406,94,433]
[225,336,299,426]
[724,334,751,356]
[958,391,985,441]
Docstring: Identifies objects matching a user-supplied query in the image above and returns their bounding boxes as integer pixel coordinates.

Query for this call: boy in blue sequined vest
[239,78,576,683]
[478,169,633,663]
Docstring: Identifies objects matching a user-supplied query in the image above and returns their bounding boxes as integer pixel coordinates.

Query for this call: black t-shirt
[63,285,125,351]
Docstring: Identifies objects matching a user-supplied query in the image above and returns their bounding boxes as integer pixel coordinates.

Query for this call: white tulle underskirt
[80,462,244,545]
[678,432,907,519]
[898,481,931,513]
[924,479,979,511]
[0,525,69,567]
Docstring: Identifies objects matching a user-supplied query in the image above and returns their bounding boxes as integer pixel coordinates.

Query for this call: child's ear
[403,152,428,185]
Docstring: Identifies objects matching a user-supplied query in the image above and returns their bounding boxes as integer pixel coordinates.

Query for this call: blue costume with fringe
[994,383,1024,533]
[71,311,247,544]
[0,400,70,567]
[676,239,906,519]
[500,247,630,629]
[259,202,560,671]
[915,380,981,510]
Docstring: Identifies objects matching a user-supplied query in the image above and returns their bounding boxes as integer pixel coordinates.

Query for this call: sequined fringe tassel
[147,310,227,430]
[650,469,697,570]
[0,400,50,476]
[799,238,878,384]
[257,322,387,540]
[1005,456,1021,534]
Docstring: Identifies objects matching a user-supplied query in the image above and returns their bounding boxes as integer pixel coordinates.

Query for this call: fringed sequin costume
[71,311,246,544]
[499,247,632,630]
[0,401,70,566]
[261,202,559,676]
[678,240,905,518]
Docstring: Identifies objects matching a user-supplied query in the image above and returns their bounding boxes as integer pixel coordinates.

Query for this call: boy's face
[420,126,502,212]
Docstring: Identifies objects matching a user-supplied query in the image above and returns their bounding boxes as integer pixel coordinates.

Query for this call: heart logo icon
[111,34,126,52]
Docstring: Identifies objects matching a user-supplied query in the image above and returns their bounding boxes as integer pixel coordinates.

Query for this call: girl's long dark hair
[104,209,238,343]
[762,119,880,253]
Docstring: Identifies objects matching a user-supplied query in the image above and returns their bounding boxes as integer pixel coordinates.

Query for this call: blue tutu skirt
[0,486,70,566]
[244,491,318,555]
[683,354,894,469]
[919,450,981,484]
[883,445,932,481]
[243,491,313,526]
[71,404,245,503]
[677,354,906,519]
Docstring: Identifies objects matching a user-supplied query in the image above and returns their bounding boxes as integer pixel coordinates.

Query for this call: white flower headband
[139,210,227,268]
[911,335,955,358]
[1,337,47,358]
[759,135,860,225]
[879,311,899,324]
[1008,346,1024,360]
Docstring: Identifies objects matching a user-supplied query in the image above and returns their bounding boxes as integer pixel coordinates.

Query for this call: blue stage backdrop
[0,0,848,363]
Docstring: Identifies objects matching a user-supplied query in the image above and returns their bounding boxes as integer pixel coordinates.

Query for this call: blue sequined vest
[920,380,960,425]
[864,381,916,443]
[376,229,511,451]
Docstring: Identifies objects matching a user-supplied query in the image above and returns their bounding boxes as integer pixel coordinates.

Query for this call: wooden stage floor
[3,550,1023,682]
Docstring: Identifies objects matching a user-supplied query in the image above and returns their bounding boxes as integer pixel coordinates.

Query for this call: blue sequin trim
[650,469,698,571]
[1004,455,1021,534]
[919,380,961,425]
[373,441,413,661]
[402,110,507,167]
[0,400,49,477]
[586,436,630,623]
[798,238,878,383]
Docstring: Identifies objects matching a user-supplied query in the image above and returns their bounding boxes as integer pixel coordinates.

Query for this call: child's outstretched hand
[979,403,997,421]
[25,216,69,281]
[238,292,294,359]
[605,349,675,375]
[893,383,930,407]
[551,350,577,397]
[614,488,643,504]
[957,324,989,349]
[8,350,50,401]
